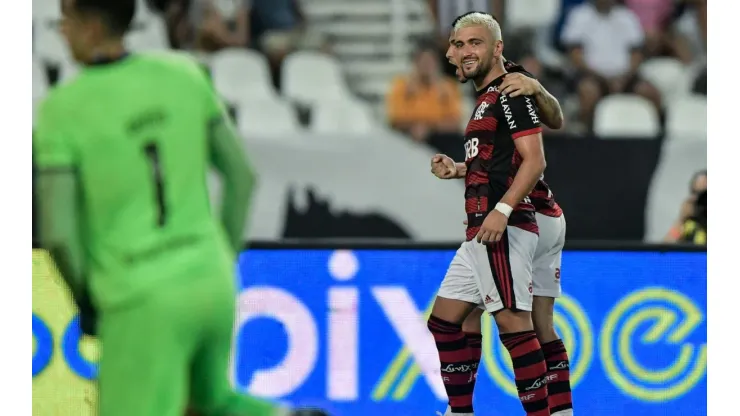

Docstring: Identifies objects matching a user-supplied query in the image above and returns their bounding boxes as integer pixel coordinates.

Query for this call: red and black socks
[500,331,550,416]
[428,315,475,414]
[541,339,573,415]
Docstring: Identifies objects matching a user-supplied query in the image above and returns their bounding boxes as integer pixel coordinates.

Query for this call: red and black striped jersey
[463,74,542,241]
[504,59,563,218]
[529,178,563,218]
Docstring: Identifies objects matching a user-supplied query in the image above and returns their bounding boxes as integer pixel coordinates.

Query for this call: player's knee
[462,308,484,333]
[429,296,474,325]
[493,309,533,333]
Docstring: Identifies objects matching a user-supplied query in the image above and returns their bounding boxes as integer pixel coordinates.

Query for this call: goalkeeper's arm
[208,113,257,254]
[35,163,97,335]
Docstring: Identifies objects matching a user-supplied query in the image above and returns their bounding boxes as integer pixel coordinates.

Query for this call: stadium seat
[593,95,660,138]
[311,98,378,134]
[639,58,689,104]
[282,51,352,106]
[125,19,169,52]
[507,0,561,31]
[33,58,48,101]
[33,0,61,20]
[34,18,72,66]
[134,0,158,24]
[210,49,278,105]
[236,99,301,137]
[666,94,707,140]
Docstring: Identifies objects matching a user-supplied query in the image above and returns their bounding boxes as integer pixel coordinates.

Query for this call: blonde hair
[453,12,501,42]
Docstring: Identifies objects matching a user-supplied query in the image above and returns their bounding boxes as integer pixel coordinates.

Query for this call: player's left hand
[500,73,540,98]
[476,210,508,244]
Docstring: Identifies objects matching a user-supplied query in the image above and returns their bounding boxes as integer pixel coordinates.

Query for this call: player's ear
[493,40,504,59]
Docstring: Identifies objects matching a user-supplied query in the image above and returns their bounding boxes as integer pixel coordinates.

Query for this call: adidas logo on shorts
[484,295,494,304]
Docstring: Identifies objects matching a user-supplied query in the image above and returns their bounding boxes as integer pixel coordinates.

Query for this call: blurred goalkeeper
[33,1,326,415]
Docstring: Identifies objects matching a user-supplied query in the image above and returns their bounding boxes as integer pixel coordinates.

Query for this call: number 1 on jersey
[143,142,167,227]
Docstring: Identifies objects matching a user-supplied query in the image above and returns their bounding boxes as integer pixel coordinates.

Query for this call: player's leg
[532,214,573,416]
[461,308,484,386]
[430,244,482,416]
[469,228,550,416]
[187,273,287,416]
[97,295,192,416]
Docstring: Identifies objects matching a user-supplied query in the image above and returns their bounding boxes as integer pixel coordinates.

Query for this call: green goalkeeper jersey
[34,52,248,310]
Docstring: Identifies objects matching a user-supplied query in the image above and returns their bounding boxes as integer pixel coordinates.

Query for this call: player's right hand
[431,154,457,179]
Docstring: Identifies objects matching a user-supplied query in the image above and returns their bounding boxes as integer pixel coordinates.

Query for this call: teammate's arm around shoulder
[500,72,564,130]
[500,94,546,208]
[206,98,257,253]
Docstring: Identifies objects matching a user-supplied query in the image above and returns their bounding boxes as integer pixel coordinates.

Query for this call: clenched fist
[431,154,458,179]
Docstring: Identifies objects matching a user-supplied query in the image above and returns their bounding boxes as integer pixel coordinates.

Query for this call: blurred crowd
[33,0,707,245]
[388,0,706,138]
[147,0,331,88]
[146,0,708,246]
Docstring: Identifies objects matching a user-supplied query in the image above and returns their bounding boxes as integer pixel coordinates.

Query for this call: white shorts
[533,213,566,298]
[437,226,538,313]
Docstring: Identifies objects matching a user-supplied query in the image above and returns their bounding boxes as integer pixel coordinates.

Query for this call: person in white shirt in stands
[561,0,661,132]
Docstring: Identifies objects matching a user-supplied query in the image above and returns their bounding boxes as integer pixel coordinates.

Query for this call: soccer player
[449,14,573,416]
[433,14,574,416]
[33,1,325,416]
[425,12,550,416]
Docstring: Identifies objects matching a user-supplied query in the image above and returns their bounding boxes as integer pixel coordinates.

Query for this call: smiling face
[446,31,467,83]
[453,24,502,82]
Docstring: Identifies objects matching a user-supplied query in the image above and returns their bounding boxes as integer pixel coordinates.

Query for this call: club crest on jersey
[473,102,489,121]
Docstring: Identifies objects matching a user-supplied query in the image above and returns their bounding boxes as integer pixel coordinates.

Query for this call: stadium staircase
[302,0,434,111]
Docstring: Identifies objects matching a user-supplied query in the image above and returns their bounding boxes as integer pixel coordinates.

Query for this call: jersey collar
[89,52,131,67]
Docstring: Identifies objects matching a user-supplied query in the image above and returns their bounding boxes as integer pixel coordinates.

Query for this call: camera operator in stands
[665,169,706,244]
[677,189,706,245]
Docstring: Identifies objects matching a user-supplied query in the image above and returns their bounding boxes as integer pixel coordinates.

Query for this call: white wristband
[494,202,513,218]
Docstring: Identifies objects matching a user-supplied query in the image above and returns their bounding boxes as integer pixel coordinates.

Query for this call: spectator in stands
[665,169,706,243]
[623,0,694,64]
[561,0,661,132]
[428,0,504,79]
[248,0,330,87]
[678,189,706,245]
[386,40,462,155]
[187,0,250,52]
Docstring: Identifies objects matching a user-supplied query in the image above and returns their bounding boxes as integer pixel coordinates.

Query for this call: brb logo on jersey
[464,138,479,160]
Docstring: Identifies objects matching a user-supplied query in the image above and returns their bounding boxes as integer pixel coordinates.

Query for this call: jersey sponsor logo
[464,137,479,160]
[525,97,539,125]
[500,93,516,130]
[473,102,489,121]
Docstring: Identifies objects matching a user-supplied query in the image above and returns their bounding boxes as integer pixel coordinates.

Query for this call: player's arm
[207,104,257,253]
[500,72,564,130]
[500,96,546,210]
[33,118,97,334]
